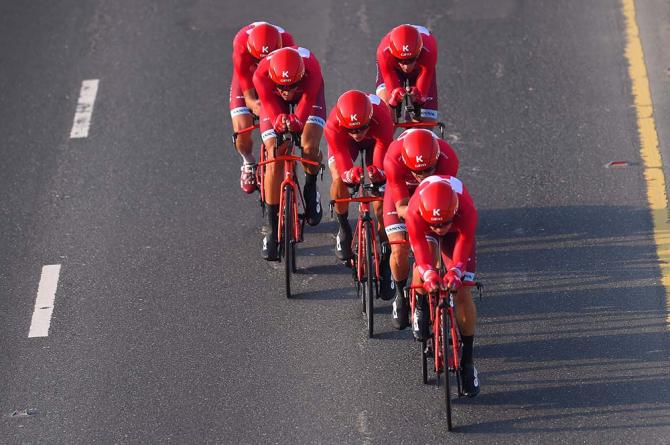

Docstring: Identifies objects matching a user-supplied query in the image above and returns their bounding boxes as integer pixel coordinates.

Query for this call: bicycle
[330,148,384,338]
[257,128,322,299]
[406,239,483,430]
[392,79,446,139]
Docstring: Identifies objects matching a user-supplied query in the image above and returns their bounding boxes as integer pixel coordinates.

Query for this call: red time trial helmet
[268,47,305,85]
[418,179,459,226]
[335,90,373,129]
[247,23,282,60]
[401,129,439,172]
[389,24,423,60]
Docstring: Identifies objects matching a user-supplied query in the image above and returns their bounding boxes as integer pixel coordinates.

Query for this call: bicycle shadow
[288,286,356,301]
[441,204,670,435]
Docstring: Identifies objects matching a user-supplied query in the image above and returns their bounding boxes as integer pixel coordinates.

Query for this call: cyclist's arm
[294,53,323,124]
[407,203,434,274]
[415,64,435,99]
[436,140,460,177]
[371,107,394,170]
[252,66,283,124]
[294,77,322,124]
[242,89,261,116]
[233,45,255,93]
[383,153,410,216]
[377,47,402,94]
[451,205,478,269]
[327,129,355,179]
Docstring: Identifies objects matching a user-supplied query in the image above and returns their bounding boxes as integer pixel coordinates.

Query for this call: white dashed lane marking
[70,79,99,138]
[28,264,61,338]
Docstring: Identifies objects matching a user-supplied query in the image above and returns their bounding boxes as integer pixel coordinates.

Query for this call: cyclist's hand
[422,269,440,293]
[367,166,385,184]
[444,268,463,290]
[287,114,303,133]
[388,87,406,107]
[342,166,363,185]
[273,114,289,134]
[407,86,426,105]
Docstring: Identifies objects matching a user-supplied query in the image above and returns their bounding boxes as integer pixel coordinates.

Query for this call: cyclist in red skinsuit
[326,90,395,299]
[383,129,459,329]
[230,22,295,194]
[376,24,439,122]
[406,175,480,397]
[253,46,325,260]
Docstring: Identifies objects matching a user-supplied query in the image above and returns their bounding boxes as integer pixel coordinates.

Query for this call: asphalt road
[1,0,669,443]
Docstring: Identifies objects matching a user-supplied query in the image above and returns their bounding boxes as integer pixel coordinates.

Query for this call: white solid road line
[69,79,99,138]
[28,264,62,338]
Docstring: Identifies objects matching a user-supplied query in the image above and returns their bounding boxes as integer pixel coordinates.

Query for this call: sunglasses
[346,125,370,135]
[412,166,435,177]
[431,219,453,229]
[276,82,299,92]
[396,56,418,64]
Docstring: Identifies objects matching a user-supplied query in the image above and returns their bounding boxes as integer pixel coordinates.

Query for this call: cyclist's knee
[454,287,473,305]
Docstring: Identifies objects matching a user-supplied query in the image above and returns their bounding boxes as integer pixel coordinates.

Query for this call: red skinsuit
[325,94,394,176]
[406,176,477,277]
[253,46,326,129]
[376,25,437,99]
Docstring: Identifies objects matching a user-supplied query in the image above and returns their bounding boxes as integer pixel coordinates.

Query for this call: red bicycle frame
[408,283,461,374]
[257,134,321,245]
[332,192,383,283]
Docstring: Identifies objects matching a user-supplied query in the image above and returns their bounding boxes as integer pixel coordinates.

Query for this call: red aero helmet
[268,47,305,85]
[389,24,423,60]
[401,129,439,171]
[418,179,459,226]
[247,23,283,60]
[336,90,373,129]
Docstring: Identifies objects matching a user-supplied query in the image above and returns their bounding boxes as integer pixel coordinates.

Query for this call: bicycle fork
[277,167,301,245]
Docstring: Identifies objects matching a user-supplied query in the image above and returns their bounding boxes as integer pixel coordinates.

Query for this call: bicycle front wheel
[441,308,453,430]
[283,185,293,299]
[364,221,375,338]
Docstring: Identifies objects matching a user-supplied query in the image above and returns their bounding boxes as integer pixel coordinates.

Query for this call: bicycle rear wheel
[364,221,375,338]
[283,185,293,299]
[441,308,453,430]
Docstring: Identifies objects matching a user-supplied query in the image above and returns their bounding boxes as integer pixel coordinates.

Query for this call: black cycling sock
[266,204,279,241]
[394,279,407,298]
[304,172,318,186]
[336,212,351,234]
[303,174,318,205]
[461,335,474,366]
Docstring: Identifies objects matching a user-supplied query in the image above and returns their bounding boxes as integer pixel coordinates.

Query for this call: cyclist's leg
[441,233,479,395]
[259,112,287,261]
[329,157,353,261]
[301,119,324,227]
[410,235,440,340]
[440,233,477,337]
[385,198,410,328]
[383,194,410,287]
[230,74,257,193]
[297,83,326,226]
